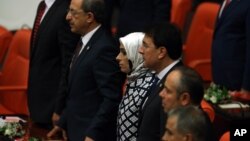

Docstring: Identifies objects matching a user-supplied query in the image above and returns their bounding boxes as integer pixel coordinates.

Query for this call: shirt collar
[81,25,101,46]
[157,59,180,80]
[44,0,55,9]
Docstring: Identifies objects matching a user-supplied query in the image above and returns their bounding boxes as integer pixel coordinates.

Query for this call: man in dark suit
[137,22,183,141]
[47,0,124,140]
[28,0,80,128]
[116,0,171,38]
[212,0,250,101]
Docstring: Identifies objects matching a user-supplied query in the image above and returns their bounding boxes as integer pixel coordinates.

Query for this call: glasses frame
[67,8,84,17]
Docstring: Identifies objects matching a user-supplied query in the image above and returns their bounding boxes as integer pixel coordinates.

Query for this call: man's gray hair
[82,0,105,23]
[168,106,211,141]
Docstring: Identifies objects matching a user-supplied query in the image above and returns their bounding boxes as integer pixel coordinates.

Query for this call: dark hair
[143,22,182,60]
[168,106,213,141]
[82,0,105,23]
[128,60,133,70]
[174,66,204,105]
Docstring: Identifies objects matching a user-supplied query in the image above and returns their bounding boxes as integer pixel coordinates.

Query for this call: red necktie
[33,1,46,44]
[225,0,231,7]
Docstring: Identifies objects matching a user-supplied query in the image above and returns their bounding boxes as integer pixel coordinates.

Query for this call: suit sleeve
[243,8,250,91]
[153,0,171,22]
[85,45,124,139]
[54,12,80,115]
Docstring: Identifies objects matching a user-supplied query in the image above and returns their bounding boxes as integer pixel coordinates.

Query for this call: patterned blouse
[117,71,156,141]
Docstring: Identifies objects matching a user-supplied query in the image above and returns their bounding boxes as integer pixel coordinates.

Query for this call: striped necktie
[32,1,46,45]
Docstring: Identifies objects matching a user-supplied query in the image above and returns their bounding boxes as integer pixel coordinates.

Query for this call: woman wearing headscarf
[116,32,156,141]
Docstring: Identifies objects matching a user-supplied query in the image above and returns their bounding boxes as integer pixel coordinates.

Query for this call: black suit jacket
[116,0,171,38]
[57,27,124,141]
[137,61,183,141]
[212,0,250,91]
[28,0,80,125]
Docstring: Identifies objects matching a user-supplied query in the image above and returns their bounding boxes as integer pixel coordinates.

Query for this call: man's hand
[47,125,67,140]
[52,112,60,125]
[84,136,94,141]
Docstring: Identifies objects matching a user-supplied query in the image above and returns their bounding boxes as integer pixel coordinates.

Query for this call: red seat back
[171,0,193,31]
[183,2,220,82]
[201,99,215,122]
[219,131,230,141]
[0,28,31,115]
[0,25,13,65]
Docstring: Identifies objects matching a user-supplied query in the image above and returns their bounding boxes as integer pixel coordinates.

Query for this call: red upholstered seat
[219,131,230,141]
[183,2,220,82]
[171,0,193,31]
[201,99,215,122]
[0,25,13,66]
[0,28,31,115]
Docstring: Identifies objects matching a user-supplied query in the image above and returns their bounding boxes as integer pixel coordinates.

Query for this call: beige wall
[0,0,40,30]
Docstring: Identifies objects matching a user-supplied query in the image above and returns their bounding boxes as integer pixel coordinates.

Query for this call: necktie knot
[36,1,46,24]
[39,1,46,10]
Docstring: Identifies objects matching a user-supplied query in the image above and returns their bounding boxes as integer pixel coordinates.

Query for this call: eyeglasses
[67,8,83,17]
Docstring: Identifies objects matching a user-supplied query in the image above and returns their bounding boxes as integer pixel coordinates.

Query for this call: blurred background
[0,0,40,30]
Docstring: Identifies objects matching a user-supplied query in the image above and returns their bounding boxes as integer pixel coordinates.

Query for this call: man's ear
[180,92,191,106]
[86,12,94,23]
[158,46,167,59]
[184,133,193,141]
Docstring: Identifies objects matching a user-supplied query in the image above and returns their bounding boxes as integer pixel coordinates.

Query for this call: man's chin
[164,108,169,113]
[71,28,82,35]
[70,28,76,33]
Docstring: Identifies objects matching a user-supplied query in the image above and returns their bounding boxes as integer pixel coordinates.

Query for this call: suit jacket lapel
[215,0,240,34]
[69,27,104,84]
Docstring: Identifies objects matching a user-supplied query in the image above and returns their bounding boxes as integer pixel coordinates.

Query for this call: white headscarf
[120,32,147,82]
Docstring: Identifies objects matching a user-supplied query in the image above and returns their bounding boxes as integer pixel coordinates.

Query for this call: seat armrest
[0,86,27,91]
[188,59,211,68]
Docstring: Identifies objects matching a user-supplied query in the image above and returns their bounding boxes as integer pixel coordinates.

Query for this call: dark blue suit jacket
[137,61,183,141]
[212,0,250,91]
[58,27,124,141]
